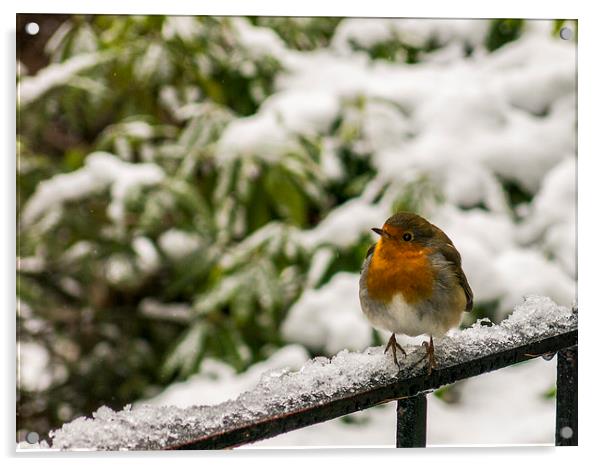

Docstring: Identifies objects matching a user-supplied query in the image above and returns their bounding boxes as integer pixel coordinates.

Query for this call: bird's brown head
[371,212,446,254]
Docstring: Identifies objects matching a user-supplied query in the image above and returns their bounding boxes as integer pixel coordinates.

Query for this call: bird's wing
[365,243,376,259]
[439,242,474,312]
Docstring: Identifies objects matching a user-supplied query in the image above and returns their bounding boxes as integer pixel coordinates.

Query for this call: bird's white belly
[366,293,447,337]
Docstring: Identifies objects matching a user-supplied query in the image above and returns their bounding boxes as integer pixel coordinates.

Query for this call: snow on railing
[24,296,577,450]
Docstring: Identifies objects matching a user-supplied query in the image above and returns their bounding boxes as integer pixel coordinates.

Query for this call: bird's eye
[402,233,413,241]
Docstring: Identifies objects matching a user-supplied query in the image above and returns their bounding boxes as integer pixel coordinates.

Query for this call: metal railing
[169,328,577,449]
[41,304,577,451]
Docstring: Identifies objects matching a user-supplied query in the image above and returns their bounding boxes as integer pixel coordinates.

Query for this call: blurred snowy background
[17,15,576,446]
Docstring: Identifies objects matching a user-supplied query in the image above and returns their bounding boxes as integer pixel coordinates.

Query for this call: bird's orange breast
[366,240,434,304]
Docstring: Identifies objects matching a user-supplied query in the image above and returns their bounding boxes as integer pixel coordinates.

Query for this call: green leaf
[265,166,307,226]
[160,321,206,380]
[542,385,557,400]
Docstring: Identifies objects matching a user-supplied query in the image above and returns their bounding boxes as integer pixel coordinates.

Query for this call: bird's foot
[422,337,437,375]
[384,333,407,369]
[411,336,437,375]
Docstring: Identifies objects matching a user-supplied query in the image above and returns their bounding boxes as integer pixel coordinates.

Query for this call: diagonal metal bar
[172,329,577,450]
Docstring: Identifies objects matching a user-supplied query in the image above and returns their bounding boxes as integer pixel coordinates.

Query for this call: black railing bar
[172,328,577,450]
[555,346,578,446]
[396,395,427,448]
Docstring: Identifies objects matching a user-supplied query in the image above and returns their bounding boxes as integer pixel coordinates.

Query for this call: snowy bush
[17,16,576,443]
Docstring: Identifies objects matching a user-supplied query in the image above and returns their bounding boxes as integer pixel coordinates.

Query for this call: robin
[359,212,473,374]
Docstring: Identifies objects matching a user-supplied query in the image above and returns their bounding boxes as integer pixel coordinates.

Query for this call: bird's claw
[385,334,407,369]
[412,338,437,375]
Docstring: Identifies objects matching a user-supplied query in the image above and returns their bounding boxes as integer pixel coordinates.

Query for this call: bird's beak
[371,227,384,236]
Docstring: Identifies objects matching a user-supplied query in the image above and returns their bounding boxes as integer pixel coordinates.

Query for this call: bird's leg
[421,335,437,375]
[411,335,437,375]
[384,333,406,368]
